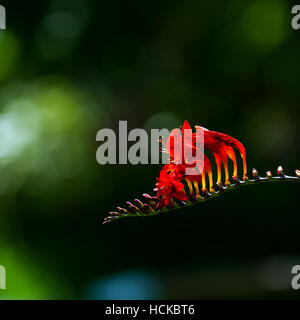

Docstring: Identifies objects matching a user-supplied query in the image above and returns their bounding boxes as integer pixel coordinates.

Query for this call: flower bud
[116,207,125,214]
[134,199,144,209]
[142,204,155,213]
[277,166,285,177]
[126,202,140,213]
[252,168,260,180]
[232,176,241,185]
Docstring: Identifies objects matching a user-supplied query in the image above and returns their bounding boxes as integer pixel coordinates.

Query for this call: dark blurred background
[0,0,299,299]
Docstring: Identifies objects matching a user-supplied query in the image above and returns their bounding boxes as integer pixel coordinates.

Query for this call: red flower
[164,120,214,191]
[185,154,213,192]
[155,166,188,210]
[155,120,248,209]
[166,120,200,165]
[195,126,248,183]
[160,163,186,178]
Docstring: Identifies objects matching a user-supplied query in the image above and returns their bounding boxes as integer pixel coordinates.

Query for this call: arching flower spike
[103,121,299,224]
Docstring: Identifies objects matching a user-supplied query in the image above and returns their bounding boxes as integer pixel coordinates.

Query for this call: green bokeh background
[0,0,299,299]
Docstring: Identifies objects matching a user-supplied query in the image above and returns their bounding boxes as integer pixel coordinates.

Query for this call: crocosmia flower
[104,120,299,224]
[196,126,248,184]
[155,120,248,210]
[155,166,188,210]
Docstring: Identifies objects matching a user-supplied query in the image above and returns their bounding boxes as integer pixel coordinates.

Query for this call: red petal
[172,191,188,201]
[173,181,185,192]
[181,120,191,131]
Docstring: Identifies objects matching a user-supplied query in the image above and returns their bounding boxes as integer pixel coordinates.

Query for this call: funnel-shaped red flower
[195,126,248,185]
[155,120,248,210]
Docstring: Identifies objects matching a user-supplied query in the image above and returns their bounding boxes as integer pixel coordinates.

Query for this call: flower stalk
[103,120,299,224]
[103,166,299,224]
